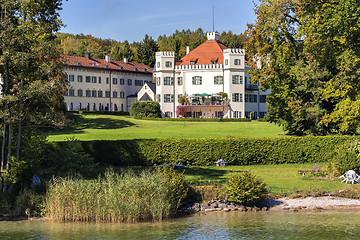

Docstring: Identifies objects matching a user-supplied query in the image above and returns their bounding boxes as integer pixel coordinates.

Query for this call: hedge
[133,117,251,122]
[51,135,358,167]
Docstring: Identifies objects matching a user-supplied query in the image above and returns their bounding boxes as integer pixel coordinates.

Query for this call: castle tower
[154,51,176,118]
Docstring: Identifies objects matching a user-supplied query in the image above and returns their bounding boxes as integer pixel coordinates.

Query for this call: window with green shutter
[214,76,224,85]
[192,76,202,85]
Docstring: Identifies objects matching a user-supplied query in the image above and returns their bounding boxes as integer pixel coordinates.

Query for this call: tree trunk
[7,183,14,195]
[1,122,6,172]
[2,183,7,195]
[16,12,26,161]
[6,122,11,173]
[1,56,9,173]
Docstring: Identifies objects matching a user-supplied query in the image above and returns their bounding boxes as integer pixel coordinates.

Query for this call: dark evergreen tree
[135,34,158,68]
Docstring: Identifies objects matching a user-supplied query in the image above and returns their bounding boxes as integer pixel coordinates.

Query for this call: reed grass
[44,169,176,222]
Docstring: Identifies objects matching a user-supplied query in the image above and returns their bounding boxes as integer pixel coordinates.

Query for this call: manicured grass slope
[184,163,345,192]
[48,113,283,141]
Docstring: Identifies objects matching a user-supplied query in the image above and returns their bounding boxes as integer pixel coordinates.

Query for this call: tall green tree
[110,43,122,61]
[0,0,66,195]
[111,40,134,62]
[135,34,158,68]
[246,0,360,135]
[122,40,134,61]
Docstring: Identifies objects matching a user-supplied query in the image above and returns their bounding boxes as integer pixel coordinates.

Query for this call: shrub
[331,140,360,176]
[225,171,267,205]
[130,101,161,118]
[157,167,188,209]
[14,189,45,217]
[44,138,97,178]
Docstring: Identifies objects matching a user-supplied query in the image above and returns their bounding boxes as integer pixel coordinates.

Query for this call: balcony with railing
[178,93,229,107]
[245,83,259,90]
[177,93,230,118]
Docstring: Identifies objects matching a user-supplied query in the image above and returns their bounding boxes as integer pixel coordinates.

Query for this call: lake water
[1,209,360,239]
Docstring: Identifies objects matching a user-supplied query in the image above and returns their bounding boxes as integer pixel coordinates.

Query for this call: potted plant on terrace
[220,92,228,105]
[179,96,186,105]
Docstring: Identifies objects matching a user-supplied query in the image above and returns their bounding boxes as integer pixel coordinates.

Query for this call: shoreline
[266,196,360,211]
[178,196,360,214]
[2,196,360,222]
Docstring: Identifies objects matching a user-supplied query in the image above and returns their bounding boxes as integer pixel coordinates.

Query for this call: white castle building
[151,32,270,119]
[62,52,152,112]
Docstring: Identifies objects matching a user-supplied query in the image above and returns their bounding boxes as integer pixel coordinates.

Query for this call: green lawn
[48,113,284,141]
[94,163,350,194]
[183,163,347,192]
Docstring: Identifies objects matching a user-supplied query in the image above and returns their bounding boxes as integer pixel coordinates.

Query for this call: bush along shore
[43,170,271,222]
[5,168,360,221]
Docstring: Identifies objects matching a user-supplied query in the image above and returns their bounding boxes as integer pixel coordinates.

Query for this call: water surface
[1,209,359,239]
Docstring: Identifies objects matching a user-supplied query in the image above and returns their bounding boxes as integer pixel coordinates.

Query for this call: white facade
[153,32,270,119]
[137,82,156,101]
[63,54,153,113]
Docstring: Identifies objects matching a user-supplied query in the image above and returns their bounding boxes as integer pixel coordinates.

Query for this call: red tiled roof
[178,40,228,66]
[61,55,152,74]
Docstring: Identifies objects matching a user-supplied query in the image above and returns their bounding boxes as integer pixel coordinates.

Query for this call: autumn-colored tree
[246,0,360,135]
[57,28,247,65]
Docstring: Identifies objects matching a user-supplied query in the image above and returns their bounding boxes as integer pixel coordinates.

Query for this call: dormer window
[190,58,198,65]
[211,58,218,64]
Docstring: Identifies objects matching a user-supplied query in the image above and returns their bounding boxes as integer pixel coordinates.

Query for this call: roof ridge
[178,39,228,65]
[61,54,152,73]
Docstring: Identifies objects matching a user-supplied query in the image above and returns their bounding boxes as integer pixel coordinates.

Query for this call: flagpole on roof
[212,0,215,32]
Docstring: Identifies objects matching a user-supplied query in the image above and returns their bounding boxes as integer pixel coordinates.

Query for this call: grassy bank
[47,113,284,141]
[93,163,353,196]
[183,163,344,192]
[16,163,360,220]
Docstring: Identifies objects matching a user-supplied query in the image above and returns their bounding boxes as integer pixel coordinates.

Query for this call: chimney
[124,57,128,64]
[85,51,91,59]
[105,55,111,63]
[186,46,190,55]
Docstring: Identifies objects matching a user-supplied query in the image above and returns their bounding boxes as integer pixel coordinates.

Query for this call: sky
[59,0,260,43]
